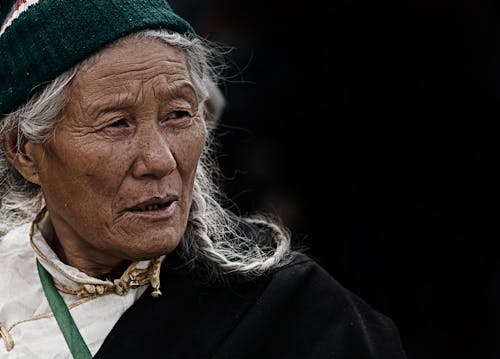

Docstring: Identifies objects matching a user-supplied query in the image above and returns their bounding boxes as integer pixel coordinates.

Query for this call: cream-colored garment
[0,223,155,358]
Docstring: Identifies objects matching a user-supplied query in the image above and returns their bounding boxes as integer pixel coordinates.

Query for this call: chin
[124,236,182,261]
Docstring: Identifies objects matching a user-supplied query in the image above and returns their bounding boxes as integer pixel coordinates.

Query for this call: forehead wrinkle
[83,66,191,113]
[92,57,189,83]
[150,76,197,103]
[84,78,197,119]
[83,82,143,117]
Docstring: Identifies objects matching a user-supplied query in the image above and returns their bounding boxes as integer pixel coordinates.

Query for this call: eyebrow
[155,82,198,103]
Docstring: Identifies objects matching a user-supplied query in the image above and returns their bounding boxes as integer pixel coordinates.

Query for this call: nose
[131,126,177,179]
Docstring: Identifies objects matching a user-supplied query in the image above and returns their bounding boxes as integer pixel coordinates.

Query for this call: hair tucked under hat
[0,0,193,116]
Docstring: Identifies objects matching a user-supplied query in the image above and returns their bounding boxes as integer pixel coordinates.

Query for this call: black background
[170,1,498,358]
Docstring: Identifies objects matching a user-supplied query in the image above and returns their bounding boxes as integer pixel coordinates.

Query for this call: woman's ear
[2,129,42,185]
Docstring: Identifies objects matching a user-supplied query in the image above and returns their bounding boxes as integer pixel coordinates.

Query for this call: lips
[127,196,178,213]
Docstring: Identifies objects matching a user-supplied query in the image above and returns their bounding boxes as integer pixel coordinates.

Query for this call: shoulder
[247,252,408,359]
[0,223,38,318]
[0,222,31,257]
[268,251,368,305]
[266,252,393,326]
[97,221,408,359]
[0,223,36,294]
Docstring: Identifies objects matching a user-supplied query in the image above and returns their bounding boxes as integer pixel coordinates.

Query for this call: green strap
[37,260,92,359]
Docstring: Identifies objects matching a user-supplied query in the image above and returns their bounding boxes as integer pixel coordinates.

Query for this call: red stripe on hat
[1,0,29,31]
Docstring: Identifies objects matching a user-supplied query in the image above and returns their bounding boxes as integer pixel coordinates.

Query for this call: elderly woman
[0,1,407,358]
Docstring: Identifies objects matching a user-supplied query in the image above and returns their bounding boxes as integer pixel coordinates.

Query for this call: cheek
[42,139,130,207]
[173,123,206,174]
[85,143,132,187]
[171,124,206,205]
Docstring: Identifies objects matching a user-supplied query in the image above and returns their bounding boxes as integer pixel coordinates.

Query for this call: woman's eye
[167,110,190,121]
[108,118,129,128]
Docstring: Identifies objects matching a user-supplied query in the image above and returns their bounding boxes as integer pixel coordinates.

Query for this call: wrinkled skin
[20,37,206,276]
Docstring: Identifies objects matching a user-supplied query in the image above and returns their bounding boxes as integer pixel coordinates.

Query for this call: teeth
[130,201,173,212]
[145,204,160,211]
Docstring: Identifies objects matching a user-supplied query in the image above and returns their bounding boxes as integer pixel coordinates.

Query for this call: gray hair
[0,30,291,279]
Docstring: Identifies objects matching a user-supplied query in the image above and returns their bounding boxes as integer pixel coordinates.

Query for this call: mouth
[126,196,178,218]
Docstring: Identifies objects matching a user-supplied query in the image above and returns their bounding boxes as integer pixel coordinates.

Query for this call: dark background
[170,1,498,358]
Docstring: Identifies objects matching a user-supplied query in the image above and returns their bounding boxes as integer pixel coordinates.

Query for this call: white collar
[30,210,164,298]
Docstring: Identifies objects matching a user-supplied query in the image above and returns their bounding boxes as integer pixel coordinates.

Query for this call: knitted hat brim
[0,0,193,116]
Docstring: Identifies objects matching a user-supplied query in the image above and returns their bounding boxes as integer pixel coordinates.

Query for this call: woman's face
[28,37,206,271]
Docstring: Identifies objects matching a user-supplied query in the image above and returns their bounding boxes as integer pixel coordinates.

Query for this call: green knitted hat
[0,0,193,116]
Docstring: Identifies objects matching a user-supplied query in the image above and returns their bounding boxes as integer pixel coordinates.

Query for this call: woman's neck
[37,213,129,279]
